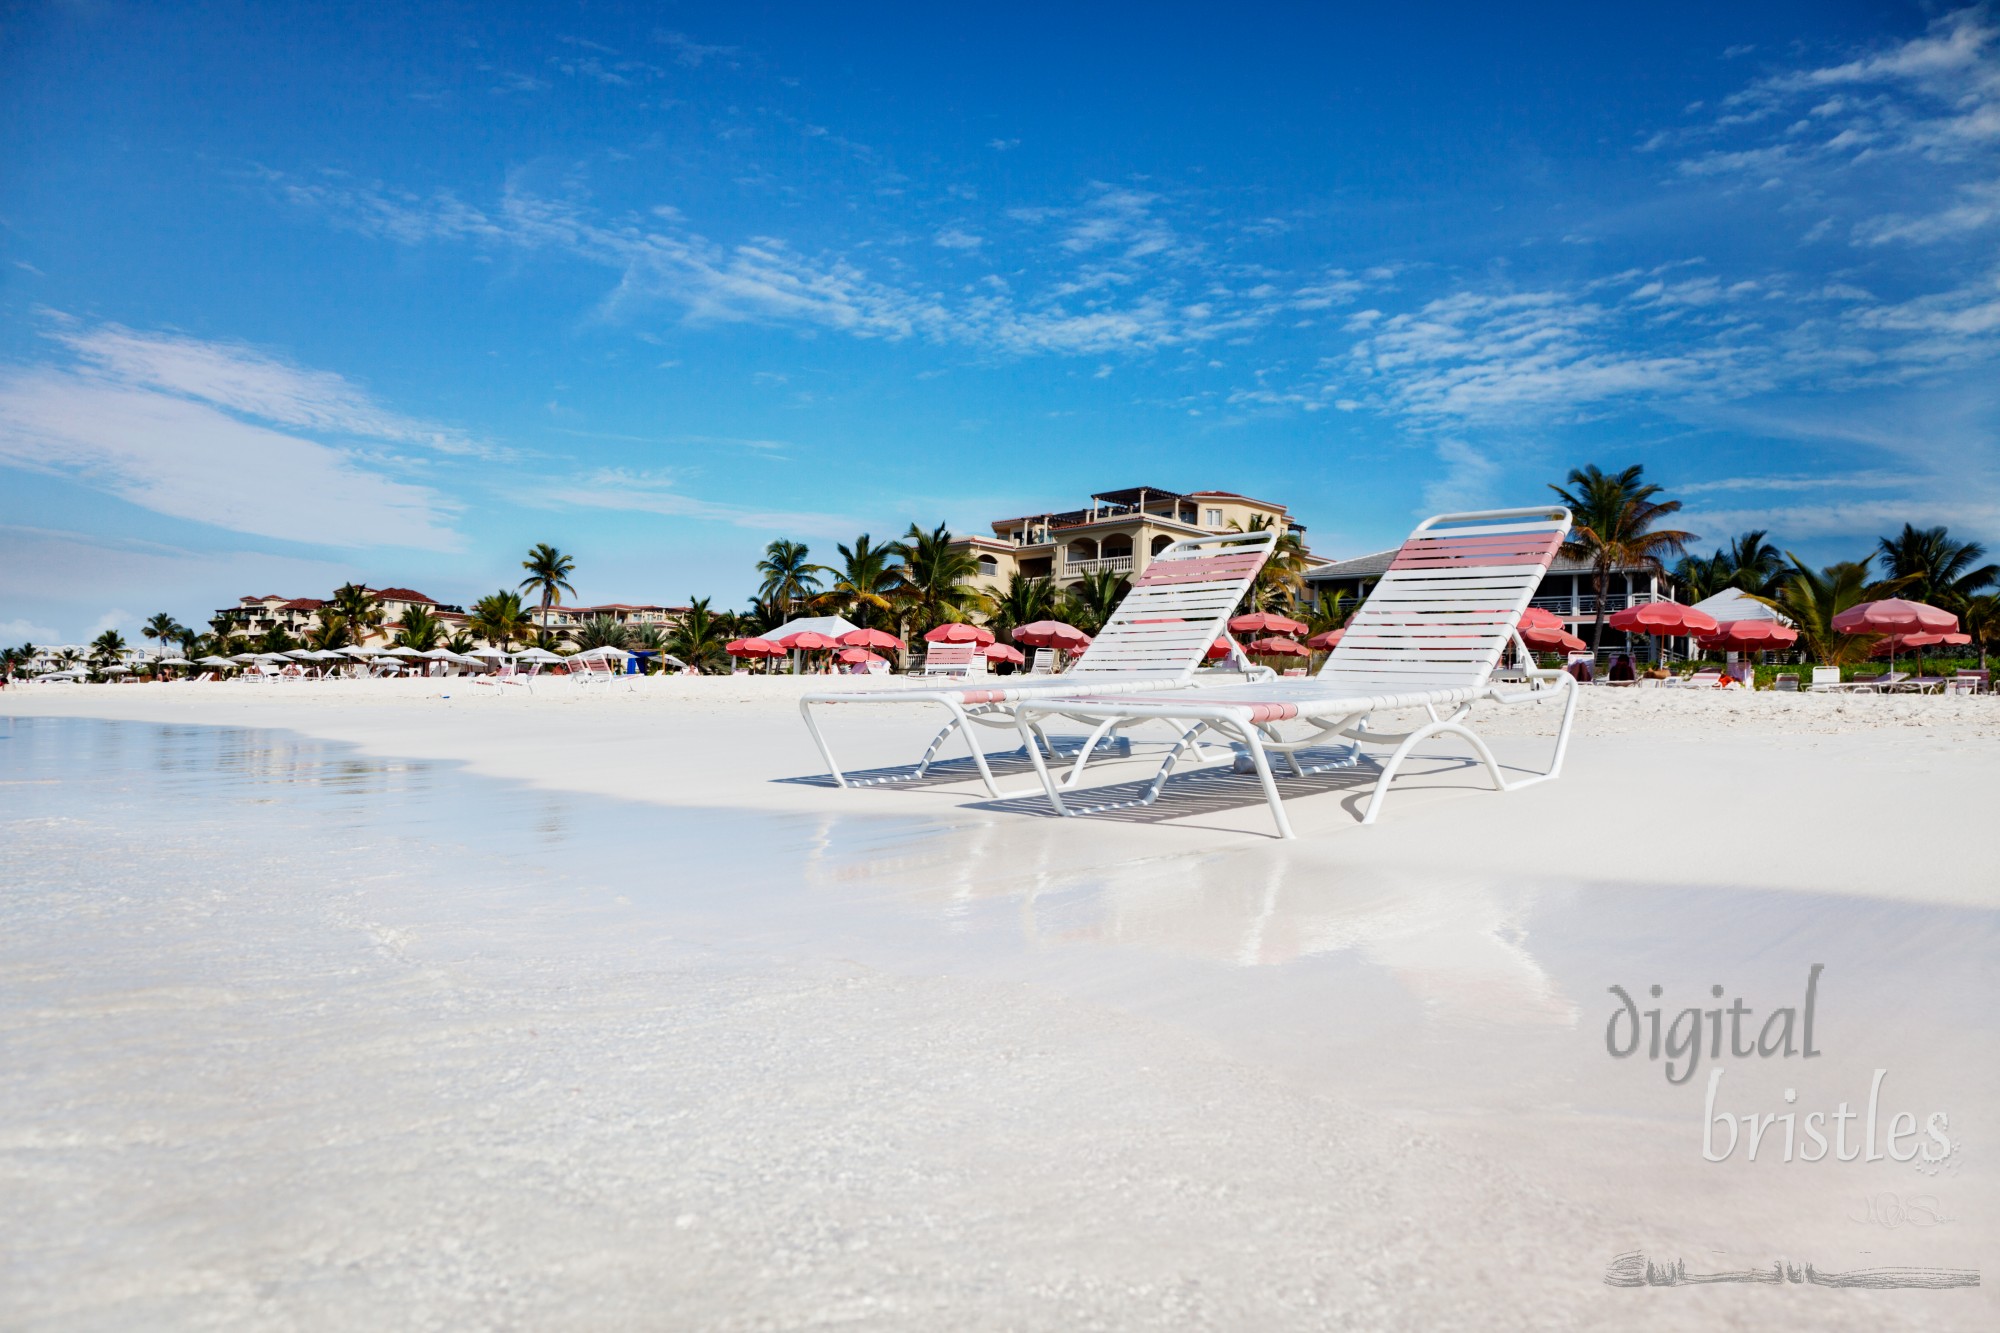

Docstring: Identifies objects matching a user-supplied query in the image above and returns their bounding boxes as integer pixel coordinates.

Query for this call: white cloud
[531,468,860,539]
[933,226,983,250]
[0,323,464,550]
[0,616,63,644]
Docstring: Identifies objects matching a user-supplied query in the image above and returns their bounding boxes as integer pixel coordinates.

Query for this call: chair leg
[798,698,850,788]
[1016,711,1074,816]
[1237,724,1297,840]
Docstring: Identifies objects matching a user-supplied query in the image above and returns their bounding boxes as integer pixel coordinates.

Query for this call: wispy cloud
[531,467,858,538]
[0,321,464,550]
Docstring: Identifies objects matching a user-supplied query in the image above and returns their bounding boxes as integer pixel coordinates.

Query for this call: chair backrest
[1687,670,1722,686]
[1775,674,1799,691]
[921,642,977,674]
[1811,666,1841,688]
[1068,529,1278,679]
[1029,649,1056,675]
[1316,508,1570,694]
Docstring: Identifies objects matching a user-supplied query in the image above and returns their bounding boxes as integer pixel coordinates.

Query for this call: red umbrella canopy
[725,637,782,657]
[924,622,996,645]
[1521,626,1587,653]
[1246,635,1309,657]
[1871,631,1971,654]
[1011,619,1088,648]
[1306,629,1345,650]
[982,643,1026,664]
[839,628,905,651]
[1205,637,1233,660]
[1519,607,1566,632]
[1606,600,1720,636]
[835,646,886,664]
[778,631,840,651]
[1702,620,1800,650]
[1229,611,1309,636]
[1831,599,1958,636]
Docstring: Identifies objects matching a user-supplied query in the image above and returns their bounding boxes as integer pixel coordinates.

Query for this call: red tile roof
[371,588,435,603]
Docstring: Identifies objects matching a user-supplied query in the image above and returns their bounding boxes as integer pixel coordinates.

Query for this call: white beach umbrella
[469,645,513,658]
[309,650,345,660]
[383,645,424,657]
[283,648,317,660]
[339,646,378,658]
[196,655,234,667]
[158,657,193,666]
[420,648,456,660]
[231,652,262,662]
[449,651,487,666]
[102,664,131,674]
[571,646,631,662]
[515,647,563,663]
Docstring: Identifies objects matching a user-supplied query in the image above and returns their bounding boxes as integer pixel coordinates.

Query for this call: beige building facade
[951,486,1314,598]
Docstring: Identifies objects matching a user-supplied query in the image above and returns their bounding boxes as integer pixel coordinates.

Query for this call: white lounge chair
[918,642,982,677]
[1029,649,1058,676]
[1009,507,1576,839]
[799,529,1279,797]
[1808,666,1844,692]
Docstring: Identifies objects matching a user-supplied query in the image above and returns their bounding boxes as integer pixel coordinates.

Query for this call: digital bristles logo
[1600,965,1979,1294]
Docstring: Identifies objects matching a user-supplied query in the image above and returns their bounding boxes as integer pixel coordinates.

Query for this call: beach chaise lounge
[799,529,1278,798]
[1809,666,1844,692]
[918,642,981,676]
[1007,508,1577,839]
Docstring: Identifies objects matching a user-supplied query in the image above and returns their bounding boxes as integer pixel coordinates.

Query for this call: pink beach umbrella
[982,643,1026,666]
[1834,600,1959,674]
[1011,619,1088,649]
[835,646,885,665]
[1229,611,1309,636]
[840,628,905,652]
[778,631,840,651]
[1245,635,1309,658]
[924,622,995,646]
[1305,628,1345,651]
[726,637,781,657]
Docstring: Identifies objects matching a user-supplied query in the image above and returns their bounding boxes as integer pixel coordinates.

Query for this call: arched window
[977,555,998,576]
[1065,538,1099,566]
[1150,534,1174,556]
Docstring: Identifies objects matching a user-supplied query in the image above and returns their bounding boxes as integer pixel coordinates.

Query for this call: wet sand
[2,683,1994,1329]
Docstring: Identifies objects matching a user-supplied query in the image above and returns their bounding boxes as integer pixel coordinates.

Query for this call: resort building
[953,486,1321,597]
[213,588,468,645]
[535,603,687,633]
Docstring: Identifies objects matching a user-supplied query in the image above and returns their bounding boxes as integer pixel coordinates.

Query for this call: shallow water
[3,716,1992,1329]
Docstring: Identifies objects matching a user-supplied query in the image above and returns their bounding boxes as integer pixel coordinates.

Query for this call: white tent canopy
[1690,587,1790,626]
[763,615,860,642]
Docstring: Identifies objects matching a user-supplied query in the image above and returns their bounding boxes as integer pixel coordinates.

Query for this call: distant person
[1608,654,1636,683]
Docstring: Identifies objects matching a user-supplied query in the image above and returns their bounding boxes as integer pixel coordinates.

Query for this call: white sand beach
[3,680,1995,1330]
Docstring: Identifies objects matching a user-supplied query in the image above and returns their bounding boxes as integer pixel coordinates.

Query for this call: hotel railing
[1064,555,1135,576]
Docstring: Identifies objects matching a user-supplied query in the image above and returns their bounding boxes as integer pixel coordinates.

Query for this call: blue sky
[4,1,1998,642]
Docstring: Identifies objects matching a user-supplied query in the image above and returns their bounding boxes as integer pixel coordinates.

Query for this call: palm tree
[666,596,730,673]
[256,625,298,655]
[829,534,900,628]
[89,629,127,680]
[1231,515,1311,613]
[1962,594,2000,670]
[445,629,478,654]
[519,543,578,631]
[1751,557,1905,666]
[573,615,631,651]
[56,647,83,671]
[986,573,1059,641]
[890,522,983,635]
[173,627,200,660]
[1548,464,1697,650]
[142,612,185,659]
[468,589,530,650]
[393,605,444,651]
[329,583,384,642]
[756,539,828,619]
[627,624,671,672]
[1063,568,1130,635]
[305,615,353,651]
[1875,524,1998,610]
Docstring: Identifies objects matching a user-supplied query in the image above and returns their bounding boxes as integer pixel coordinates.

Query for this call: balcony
[1530,592,1665,617]
[1064,555,1134,576]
